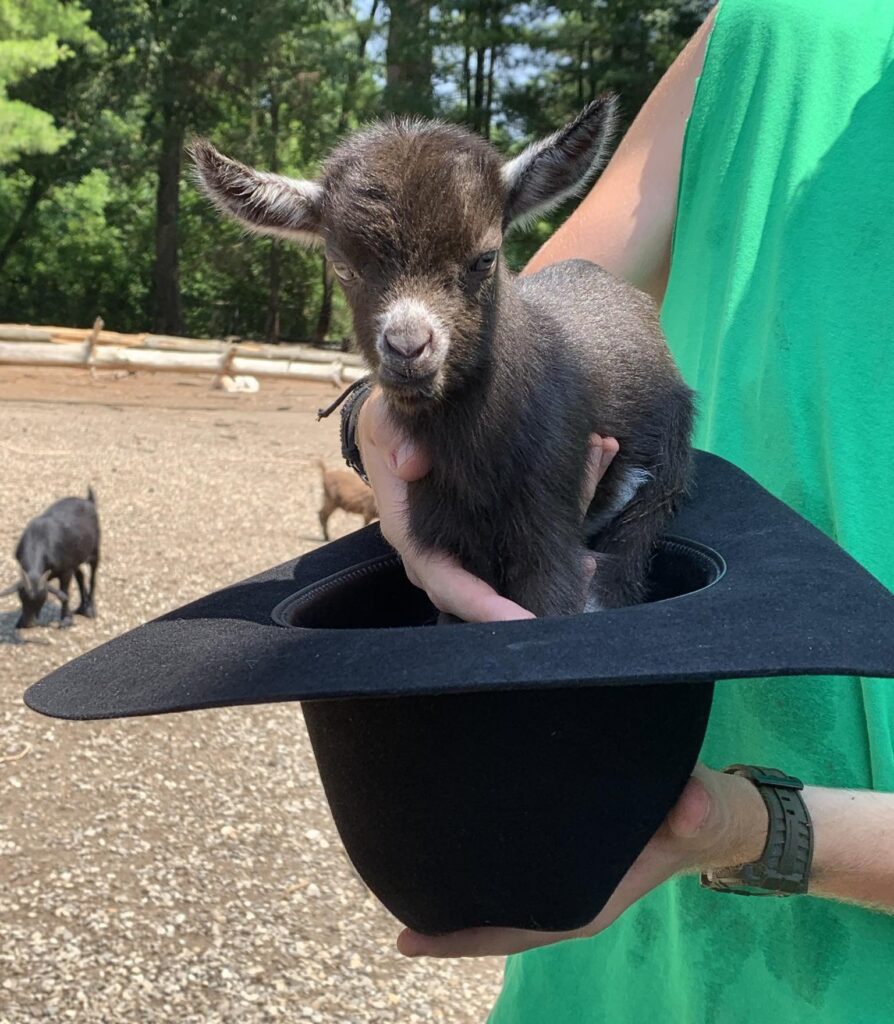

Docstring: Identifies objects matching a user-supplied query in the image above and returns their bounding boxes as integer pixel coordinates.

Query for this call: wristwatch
[700,765,813,896]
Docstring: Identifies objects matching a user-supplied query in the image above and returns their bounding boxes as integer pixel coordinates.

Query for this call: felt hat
[24,452,894,935]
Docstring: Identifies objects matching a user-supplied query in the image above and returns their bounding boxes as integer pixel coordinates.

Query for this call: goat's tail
[87,485,97,505]
[317,459,327,477]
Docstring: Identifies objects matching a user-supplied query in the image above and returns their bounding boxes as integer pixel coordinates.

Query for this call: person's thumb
[664,765,769,870]
[390,440,431,482]
[361,392,431,482]
[665,770,713,840]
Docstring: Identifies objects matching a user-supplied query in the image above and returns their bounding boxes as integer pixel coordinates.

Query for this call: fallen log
[342,365,370,383]
[0,325,146,346]
[0,322,370,387]
[233,342,365,367]
[0,327,55,343]
[0,339,361,385]
[0,341,87,365]
[0,323,367,366]
[142,334,228,353]
[229,355,343,384]
[91,346,223,373]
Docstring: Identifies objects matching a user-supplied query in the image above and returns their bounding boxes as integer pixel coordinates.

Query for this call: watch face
[700,862,807,897]
[704,878,792,897]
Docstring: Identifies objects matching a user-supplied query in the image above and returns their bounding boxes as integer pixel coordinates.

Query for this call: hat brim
[24,451,894,722]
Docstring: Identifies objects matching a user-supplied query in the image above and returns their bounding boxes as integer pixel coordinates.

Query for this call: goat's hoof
[75,605,95,619]
[59,616,74,629]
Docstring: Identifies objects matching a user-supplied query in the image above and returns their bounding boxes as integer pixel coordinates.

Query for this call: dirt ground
[0,367,502,1023]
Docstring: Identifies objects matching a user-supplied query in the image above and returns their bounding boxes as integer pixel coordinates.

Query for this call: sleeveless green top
[490,1,894,1020]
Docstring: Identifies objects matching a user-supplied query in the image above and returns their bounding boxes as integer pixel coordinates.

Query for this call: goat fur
[192,98,694,617]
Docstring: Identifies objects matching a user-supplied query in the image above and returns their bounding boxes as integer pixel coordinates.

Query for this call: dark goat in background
[0,489,100,629]
[192,97,693,618]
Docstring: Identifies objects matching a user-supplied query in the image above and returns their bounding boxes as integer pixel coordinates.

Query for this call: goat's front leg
[318,498,335,541]
[56,571,73,627]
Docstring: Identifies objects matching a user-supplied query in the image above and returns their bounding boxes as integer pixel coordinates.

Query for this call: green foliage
[0,168,150,325]
[0,1,711,340]
[0,0,99,164]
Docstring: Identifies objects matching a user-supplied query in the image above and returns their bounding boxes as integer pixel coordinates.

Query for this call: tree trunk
[266,88,282,343]
[339,0,381,133]
[312,258,333,345]
[0,176,48,277]
[462,44,472,121]
[266,241,282,343]
[577,41,585,105]
[472,44,486,134]
[322,1,382,345]
[484,45,497,139]
[383,0,433,116]
[151,102,185,335]
[588,43,598,102]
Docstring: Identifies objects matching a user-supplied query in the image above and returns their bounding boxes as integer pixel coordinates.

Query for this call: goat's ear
[189,138,324,246]
[501,94,618,228]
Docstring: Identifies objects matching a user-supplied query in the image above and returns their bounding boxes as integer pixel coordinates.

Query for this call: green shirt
[490,0,894,1020]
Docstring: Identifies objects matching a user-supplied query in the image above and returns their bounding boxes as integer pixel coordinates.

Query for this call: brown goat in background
[317,461,378,541]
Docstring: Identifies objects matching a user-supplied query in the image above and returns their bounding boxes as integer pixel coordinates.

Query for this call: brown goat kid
[317,460,378,541]
[192,96,693,618]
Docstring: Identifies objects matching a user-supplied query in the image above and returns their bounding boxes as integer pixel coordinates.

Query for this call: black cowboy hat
[24,452,894,935]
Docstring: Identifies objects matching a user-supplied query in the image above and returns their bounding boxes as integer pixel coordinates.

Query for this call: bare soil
[0,367,501,1024]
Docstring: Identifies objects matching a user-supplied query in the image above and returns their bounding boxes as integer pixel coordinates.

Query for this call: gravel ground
[0,367,502,1023]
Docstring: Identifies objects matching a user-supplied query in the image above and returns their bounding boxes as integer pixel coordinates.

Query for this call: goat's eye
[471,250,498,274]
[331,261,357,282]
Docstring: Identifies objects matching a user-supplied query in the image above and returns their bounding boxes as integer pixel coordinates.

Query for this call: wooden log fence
[0,319,369,388]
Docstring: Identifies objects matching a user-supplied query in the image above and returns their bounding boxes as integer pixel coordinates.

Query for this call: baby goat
[192,97,693,617]
[317,460,378,540]
[0,488,100,629]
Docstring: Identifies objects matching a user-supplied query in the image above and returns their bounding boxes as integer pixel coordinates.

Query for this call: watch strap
[700,764,813,896]
[316,375,373,483]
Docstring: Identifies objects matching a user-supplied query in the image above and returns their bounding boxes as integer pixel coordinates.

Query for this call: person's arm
[396,768,894,959]
[806,785,894,909]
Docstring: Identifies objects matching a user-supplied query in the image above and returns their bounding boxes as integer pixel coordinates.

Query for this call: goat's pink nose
[383,327,433,360]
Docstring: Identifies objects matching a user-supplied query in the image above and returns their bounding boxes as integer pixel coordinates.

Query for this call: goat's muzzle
[376,297,448,397]
[384,325,432,361]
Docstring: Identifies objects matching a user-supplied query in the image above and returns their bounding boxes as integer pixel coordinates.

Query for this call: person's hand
[396,764,769,958]
[356,386,618,622]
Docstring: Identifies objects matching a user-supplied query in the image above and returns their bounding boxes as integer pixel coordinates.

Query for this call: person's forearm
[804,786,894,911]
[692,774,894,913]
